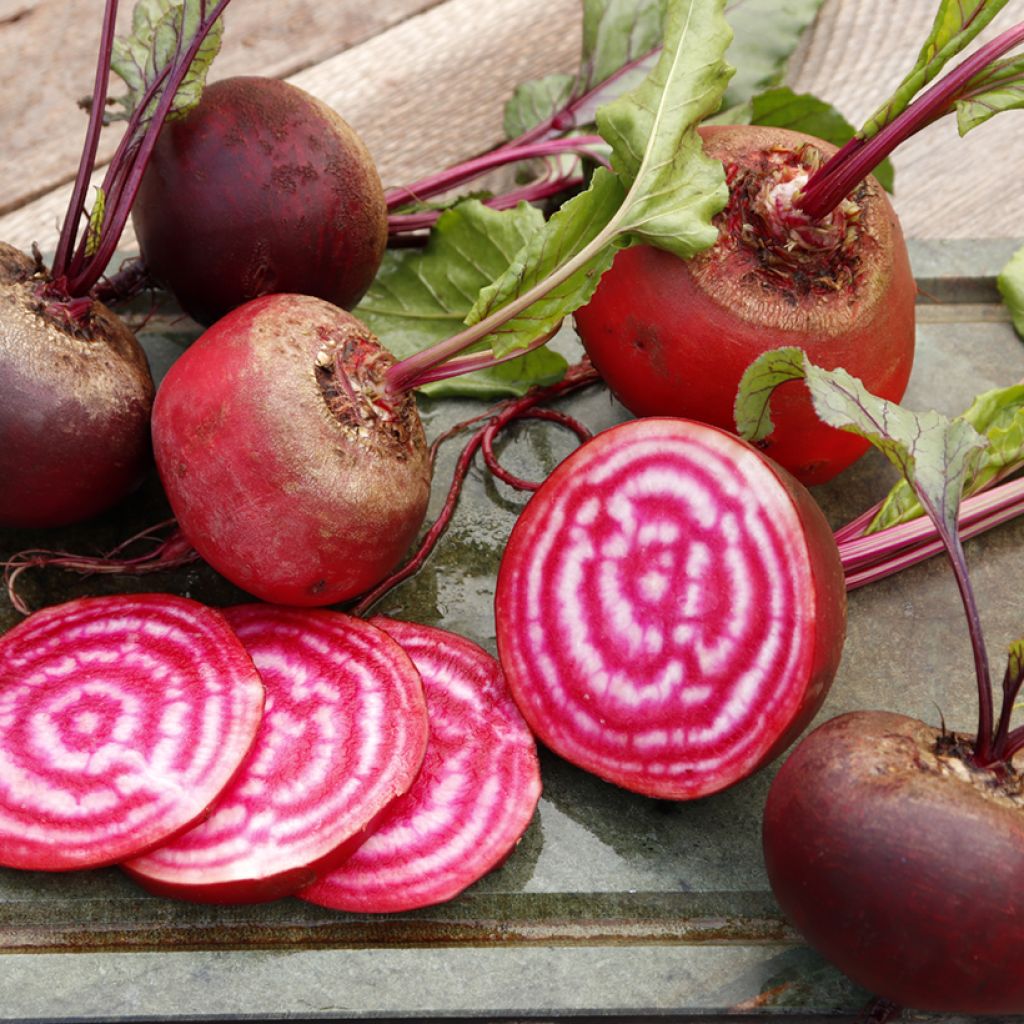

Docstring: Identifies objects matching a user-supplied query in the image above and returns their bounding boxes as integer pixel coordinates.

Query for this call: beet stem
[797,20,1024,221]
[50,0,121,283]
[385,136,607,211]
[351,360,599,615]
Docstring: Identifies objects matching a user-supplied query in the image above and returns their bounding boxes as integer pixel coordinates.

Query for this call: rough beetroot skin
[124,606,428,904]
[0,594,264,871]
[574,124,916,486]
[763,710,1024,1014]
[0,242,154,528]
[151,293,431,606]
[495,417,846,800]
[301,618,541,913]
[132,76,388,326]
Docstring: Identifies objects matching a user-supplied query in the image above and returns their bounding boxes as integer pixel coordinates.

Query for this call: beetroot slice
[299,619,541,913]
[122,606,429,903]
[494,417,846,800]
[0,595,264,871]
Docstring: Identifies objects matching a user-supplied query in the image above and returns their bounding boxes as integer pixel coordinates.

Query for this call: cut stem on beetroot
[0,594,264,871]
[494,417,847,800]
[300,619,540,914]
[123,605,429,904]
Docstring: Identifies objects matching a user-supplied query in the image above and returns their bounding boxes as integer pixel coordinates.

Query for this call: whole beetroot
[133,76,388,326]
[0,243,153,528]
[151,293,431,606]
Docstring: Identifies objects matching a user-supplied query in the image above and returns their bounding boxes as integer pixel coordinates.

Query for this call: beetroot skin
[132,76,388,326]
[574,125,916,486]
[151,293,431,606]
[0,243,154,528]
[763,711,1024,1014]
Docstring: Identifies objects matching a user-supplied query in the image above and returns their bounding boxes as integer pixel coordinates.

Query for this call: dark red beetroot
[573,125,916,486]
[0,594,264,870]
[123,605,428,903]
[0,244,154,529]
[763,711,1024,1014]
[301,618,541,913]
[132,76,388,326]
[151,293,431,606]
[494,417,846,800]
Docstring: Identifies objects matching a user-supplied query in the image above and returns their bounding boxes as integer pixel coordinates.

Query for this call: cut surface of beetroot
[0,595,264,871]
[300,619,541,913]
[123,605,429,903]
[494,418,846,800]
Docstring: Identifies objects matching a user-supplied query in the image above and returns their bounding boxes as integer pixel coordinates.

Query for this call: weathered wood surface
[1,0,1023,253]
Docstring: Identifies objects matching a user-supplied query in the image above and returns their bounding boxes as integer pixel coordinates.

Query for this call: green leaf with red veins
[466,168,627,358]
[721,0,825,110]
[463,0,733,360]
[109,0,224,133]
[595,0,733,251]
[859,0,1011,139]
[955,54,1024,132]
[356,201,567,397]
[998,243,1024,339]
[736,347,988,544]
[869,382,1024,531]
[503,0,664,138]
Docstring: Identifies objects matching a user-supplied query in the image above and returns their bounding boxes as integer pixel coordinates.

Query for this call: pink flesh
[123,606,429,903]
[0,595,264,870]
[495,418,835,800]
[300,619,541,913]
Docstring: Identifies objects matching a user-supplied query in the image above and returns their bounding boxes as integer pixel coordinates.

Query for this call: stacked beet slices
[301,618,541,913]
[0,594,541,909]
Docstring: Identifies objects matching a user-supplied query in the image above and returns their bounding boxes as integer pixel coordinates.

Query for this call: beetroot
[123,605,428,904]
[151,293,432,606]
[1,0,237,529]
[494,417,846,800]
[132,76,388,326]
[573,124,916,486]
[0,243,154,528]
[763,711,1024,1014]
[300,618,541,913]
[0,594,264,871]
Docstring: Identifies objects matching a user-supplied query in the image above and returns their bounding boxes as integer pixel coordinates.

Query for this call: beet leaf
[109,0,224,133]
[954,53,1024,130]
[721,0,825,110]
[859,0,1011,138]
[737,347,1002,761]
[384,0,733,394]
[869,382,1024,531]
[999,244,1024,338]
[357,201,568,397]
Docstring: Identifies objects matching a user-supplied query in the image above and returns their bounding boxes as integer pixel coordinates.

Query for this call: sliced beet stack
[123,605,429,903]
[300,619,541,913]
[0,594,265,870]
[494,418,847,800]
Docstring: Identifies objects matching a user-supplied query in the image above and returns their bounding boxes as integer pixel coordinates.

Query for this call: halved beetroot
[122,605,429,903]
[300,619,541,913]
[494,418,847,800]
[0,595,264,870]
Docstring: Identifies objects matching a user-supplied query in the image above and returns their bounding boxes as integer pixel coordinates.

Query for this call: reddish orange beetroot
[152,293,431,606]
[574,125,916,486]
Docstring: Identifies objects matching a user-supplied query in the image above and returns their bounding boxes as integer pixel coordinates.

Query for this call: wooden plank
[4,0,1023,253]
[0,0,445,218]
[787,0,1024,240]
[0,0,583,255]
